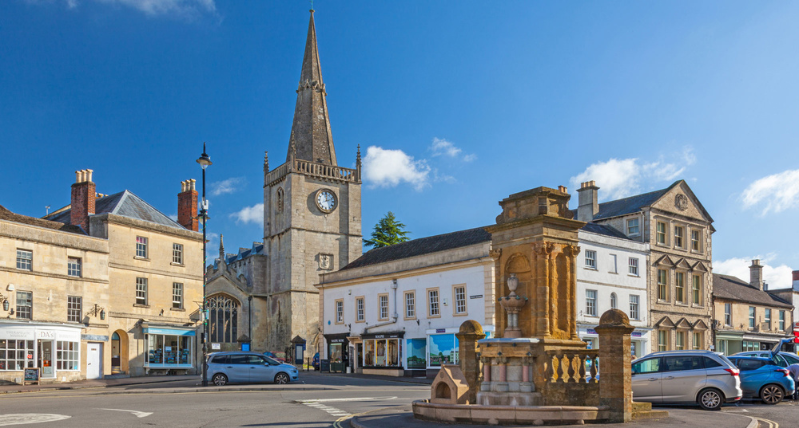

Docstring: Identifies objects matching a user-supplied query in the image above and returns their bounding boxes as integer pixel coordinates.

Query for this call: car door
[631,357,663,403]
[227,354,252,383]
[249,355,274,383]
[660,355,706,403]
[733,359,767,396]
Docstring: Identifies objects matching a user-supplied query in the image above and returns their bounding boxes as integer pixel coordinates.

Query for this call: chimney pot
[70,168,96,232]
[576,180,599,222]
[793,270,799,282]
[750,259,764,290]
[178,178,199,231]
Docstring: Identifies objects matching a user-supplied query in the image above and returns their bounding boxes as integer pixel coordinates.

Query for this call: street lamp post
[196,143,212,386]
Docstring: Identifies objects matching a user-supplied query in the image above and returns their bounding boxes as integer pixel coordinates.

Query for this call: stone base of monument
[412,400,610,425]
[476,391,543,407]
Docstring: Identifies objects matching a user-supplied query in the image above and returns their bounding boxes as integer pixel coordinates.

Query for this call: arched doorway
[111,330,129,374]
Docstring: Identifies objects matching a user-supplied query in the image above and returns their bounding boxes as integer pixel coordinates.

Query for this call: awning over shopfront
[143,327,196,336]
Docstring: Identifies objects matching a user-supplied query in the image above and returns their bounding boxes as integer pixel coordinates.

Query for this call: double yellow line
[753,417,779,428]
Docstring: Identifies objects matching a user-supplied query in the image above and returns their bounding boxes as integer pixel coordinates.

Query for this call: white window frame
[628,257,638,276]
[335,299,344,324]
[136,236,148,258]
[724,303,732,326]
[626,218,640,236]
[172,283,183,309]
[674,226,684,249]
[656,221,667,245]
[629,295,639,320]
[16,249,32,271]
[404,291,415,320]
[453,285,467,315]
[585,290,597,317]
[427,288,440,318]
[749,306,756,329]
[136,277,148,305]
[172,243,184,265]
[691,229,701,252]
[67,257,82,277]
[379,294,389,321]
[355,297,365,322]
[67,295,82,323]
[610,292,617,309]
[609,254,617,274]
[585,250,597,269]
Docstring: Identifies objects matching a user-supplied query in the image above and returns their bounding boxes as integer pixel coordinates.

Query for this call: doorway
[38,340,55,379]
[87,343,103,379]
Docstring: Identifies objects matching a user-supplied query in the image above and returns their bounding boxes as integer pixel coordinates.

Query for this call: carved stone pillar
[548,243,562,337]
[567,245,581,340]
[535,243,551,338]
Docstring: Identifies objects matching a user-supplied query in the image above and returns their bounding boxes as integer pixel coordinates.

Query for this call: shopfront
[578,326,651,358]
[324,333,349,373]
[0,322,84,383]
[142,326,195,374]
[361,332,403,376]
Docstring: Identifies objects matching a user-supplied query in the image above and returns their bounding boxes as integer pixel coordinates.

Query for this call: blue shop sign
[144,327,196,336]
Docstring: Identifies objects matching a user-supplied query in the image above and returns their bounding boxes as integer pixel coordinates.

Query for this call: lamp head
[196,142,212,169]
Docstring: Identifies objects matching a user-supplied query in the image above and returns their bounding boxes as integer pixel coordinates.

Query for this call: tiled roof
[46,190,185,230]
[591,183,679,220]
[580,223,632,240]
[712,274,793,309]
[0,205,85,234]
[221,244,265,266]
[340,227,492,271]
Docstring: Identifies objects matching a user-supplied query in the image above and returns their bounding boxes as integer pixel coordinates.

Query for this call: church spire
[287,10,337,166]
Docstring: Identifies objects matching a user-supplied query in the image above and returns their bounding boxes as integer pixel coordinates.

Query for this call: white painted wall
[576,230,652,356]
[319,261,494,369]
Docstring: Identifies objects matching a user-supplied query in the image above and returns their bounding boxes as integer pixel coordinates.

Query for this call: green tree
[364,211,411,248]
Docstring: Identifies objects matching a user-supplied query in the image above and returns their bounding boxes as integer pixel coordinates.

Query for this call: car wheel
[274,373,289,384]
[760,384,784,405]
[698,388,724,410]
[212,373,228,386]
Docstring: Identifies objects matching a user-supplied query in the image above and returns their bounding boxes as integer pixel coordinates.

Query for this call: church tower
[262,10,363,351]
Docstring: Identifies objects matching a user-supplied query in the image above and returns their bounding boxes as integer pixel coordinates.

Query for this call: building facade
[575,224,651,357]
[1,171,203,383]
[768,270,799,347]
[316,228,494,377]
[576,180,714,352]
[713,262,794,355]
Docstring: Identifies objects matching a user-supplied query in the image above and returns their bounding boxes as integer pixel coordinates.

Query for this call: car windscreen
[264,356,280,365]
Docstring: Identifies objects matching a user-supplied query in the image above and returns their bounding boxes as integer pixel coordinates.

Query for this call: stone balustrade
[543,349,600,384]
[265,159,359,186]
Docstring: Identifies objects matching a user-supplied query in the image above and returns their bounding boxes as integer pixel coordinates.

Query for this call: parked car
[312,352,320,370]
[631,350,742,410]
[263,351,286,363]
[206,352,298,386]
[733,351,799,366]
[726,356,794,404]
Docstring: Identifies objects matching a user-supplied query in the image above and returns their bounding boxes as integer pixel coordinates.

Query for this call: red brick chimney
[70,169,96,233]
[178,179,199,231]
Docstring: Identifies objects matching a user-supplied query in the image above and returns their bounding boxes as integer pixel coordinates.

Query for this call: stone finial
[264,151,269,172]
[598,308,631,328]
[219,234,225,262]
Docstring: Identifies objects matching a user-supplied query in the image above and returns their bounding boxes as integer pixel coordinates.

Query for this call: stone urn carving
[499,273,528,338]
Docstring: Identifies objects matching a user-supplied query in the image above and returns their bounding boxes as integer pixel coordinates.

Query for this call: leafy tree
[364,211,411,248]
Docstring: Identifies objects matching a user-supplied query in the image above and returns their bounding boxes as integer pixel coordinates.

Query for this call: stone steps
[631,401,669,421]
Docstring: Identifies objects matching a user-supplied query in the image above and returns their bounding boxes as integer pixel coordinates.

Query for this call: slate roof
[340,227,492,271]
[712,274,793,309]
[580,223,632,240]
[45,190,185,230]
[220,244,265,266]
[0,205,85,235]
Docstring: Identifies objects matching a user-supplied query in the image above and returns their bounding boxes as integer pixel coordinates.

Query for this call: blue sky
[2,1,798,287]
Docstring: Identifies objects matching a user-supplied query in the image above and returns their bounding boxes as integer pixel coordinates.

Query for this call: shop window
[428,334,459,367]
[172,283,183,309]
[67,296,82,323]
[147,334,192,365]
[16,249,32,271]
[0,340,35,370]
[364,340,375,366]
[67,257,81,277]
[363,338,401,367]
[16,291,32,320]
[207,294,239,343]
[136,236,148,258]
[406,338,426,369]
[56,341,79,370]
[453,285,466,315]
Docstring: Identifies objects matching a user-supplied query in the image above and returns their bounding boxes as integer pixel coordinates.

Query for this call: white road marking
[97,408,153,418]
[0,414,71,426]
[296,396,397,420]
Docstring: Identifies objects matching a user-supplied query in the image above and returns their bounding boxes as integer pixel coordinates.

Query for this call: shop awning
[716,331,744,340]
[143,327,196,336]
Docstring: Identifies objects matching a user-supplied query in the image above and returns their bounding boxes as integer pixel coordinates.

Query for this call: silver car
[631,350,742,410]
[206,352,299,386]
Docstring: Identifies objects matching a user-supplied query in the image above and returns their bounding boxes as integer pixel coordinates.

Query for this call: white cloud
[570,146,696,201]
[230,203,263,225]
[363,146,430,191]
[211,177,245,196]
[40,0,216,17]
[430,137,475,162]
[741,169,799,216]
[714,255,794,289]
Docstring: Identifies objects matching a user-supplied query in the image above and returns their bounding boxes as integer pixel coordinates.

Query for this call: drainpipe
[363,279,399,334]
[248,295,253,347]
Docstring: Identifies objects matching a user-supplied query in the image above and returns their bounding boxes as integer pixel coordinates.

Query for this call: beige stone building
[0,169,203,384]
[712,261,793,355]
[576,180,714,352]
[0,205,109,384]
[206,10,362,361]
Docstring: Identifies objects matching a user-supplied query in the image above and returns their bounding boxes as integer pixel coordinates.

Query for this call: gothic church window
[207,295,239,343]
[276,188,284,213]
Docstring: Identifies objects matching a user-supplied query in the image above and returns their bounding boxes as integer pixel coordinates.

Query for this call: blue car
[206,351,299,386]
[727,356,794,405]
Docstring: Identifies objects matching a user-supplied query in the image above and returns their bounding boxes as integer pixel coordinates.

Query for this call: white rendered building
[576,224,651,357]
[315,228,496,377]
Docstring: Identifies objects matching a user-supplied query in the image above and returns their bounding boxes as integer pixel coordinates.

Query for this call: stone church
[205,10,362,360]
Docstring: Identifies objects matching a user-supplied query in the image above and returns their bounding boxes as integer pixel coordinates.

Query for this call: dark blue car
[727,356,794,405]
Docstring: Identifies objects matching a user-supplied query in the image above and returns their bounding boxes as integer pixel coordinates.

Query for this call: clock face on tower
[315,189,337,213]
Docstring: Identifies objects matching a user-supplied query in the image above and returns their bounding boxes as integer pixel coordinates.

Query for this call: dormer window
[626,218,640,236]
